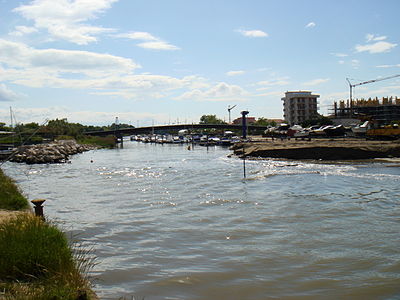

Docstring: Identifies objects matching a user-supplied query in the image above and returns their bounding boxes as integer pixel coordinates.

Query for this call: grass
[77,135,117,148]
[0,169,96,299]
[0,169,29,211]
[0,214,95,300]
[57,134,117,148]
[0,214,75,281]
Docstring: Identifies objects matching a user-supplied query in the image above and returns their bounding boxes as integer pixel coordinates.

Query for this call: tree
[199,115,226,125]
[301,114,333,128]
[254,117,277,127]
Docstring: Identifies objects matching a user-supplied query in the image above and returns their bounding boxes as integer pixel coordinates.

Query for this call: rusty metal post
[31,199,46,221]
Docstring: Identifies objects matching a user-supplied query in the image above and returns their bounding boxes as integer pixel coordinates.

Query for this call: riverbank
[231,138,400,160]
[0,168,96,299]
[9,140,96,164]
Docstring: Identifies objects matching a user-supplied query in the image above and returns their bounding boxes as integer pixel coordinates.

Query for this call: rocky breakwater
[10,140,96,164]
[231,139,400,160]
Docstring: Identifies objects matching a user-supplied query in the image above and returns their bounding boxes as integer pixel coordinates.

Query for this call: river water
[2,141,400,299]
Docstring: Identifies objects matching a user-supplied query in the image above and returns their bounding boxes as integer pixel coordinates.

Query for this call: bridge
[85,123,270,137]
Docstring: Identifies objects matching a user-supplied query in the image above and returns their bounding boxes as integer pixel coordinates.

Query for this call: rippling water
[3,141,400,299]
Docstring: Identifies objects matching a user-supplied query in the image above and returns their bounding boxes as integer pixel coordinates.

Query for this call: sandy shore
[231,138,400,160]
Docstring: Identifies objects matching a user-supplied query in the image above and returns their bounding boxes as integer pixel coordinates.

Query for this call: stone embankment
[231,138,400,160]
[10,140,96,164]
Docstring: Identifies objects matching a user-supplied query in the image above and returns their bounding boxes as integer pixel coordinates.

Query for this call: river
[2,141,400,299]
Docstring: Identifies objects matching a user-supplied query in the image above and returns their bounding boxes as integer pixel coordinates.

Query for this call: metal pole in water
[241,111,249,178]
[243,145,246,178]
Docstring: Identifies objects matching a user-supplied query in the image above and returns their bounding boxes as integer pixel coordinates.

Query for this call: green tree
[301,114,333,128]
[199,115,226,125]
[254,117,277,127]
[0,122,12,132]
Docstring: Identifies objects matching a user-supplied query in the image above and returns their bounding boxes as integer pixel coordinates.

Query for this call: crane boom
[348,74,400,88]
[228,105,237,123]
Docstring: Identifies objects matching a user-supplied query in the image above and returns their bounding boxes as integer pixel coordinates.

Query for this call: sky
[0,0,400,126]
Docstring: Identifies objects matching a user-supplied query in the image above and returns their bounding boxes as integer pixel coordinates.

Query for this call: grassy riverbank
[55,134,117,148]
[77,135,117,148]
[0,169,29,211]
[0,169,95,300]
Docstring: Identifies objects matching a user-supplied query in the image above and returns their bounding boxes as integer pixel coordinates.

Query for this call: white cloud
[355,41,397,54]
[175,82,248,102]
[236,29,268,38]
[355,34,397,54]
[115,31,180,50]
[330,52,348,57]
[0,106,168,126]
[351,59,360,69]
[0,39,213,102]
[376,64,400,68]
[302,78,330,86]
[0,39,138,74]
[366,34,387,42]
[305,22,316,28]
[256,78,290,87]
[9,25,38,36]
[137,41,179,51]
[13,0,117,44]
[226,70,245,76]
[115,31,158,41]
[255,90,282,97]
[0,84,21,101]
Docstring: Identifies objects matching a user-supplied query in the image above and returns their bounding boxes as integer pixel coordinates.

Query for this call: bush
[77,135,117,148]
[0,214,74,281]
[0,214,94,299]
[0,169,29,210]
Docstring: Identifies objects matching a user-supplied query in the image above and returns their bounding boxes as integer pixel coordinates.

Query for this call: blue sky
[0,0,399,126]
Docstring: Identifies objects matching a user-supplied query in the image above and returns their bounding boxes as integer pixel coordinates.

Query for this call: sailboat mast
[9,107,13,129]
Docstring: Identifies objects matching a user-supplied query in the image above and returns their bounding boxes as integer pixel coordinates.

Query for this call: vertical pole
[243,145,246,179]
[241,111,249,139]
[350,85,353,117]
[346,78,353,117]
[10,107,14,147]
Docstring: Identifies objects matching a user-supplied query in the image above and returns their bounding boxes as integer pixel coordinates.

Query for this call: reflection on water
[3,142,400,299]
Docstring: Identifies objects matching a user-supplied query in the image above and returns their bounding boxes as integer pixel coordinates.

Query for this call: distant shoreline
[231,138,400,160]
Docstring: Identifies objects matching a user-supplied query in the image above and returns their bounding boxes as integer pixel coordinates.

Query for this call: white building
[282,91,319,125]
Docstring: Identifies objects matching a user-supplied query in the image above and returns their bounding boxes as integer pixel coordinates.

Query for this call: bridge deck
[85,124,269,136]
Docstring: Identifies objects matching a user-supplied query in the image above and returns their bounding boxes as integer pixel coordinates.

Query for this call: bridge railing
[85,124,269,137]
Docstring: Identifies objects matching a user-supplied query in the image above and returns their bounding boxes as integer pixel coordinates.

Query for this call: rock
[232,139,400,160]
[10,140,97,164]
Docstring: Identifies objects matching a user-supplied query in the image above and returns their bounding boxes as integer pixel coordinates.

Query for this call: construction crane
[227,105,236,123]
[346,74,400,114]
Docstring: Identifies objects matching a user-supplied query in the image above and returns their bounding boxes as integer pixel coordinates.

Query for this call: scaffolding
[332,96,400,124]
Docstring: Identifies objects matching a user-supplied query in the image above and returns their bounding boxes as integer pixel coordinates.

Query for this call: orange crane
[346,74,400,114]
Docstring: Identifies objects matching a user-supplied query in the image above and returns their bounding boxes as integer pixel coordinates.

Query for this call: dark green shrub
[0,169,29,210]
[77,135,116,148]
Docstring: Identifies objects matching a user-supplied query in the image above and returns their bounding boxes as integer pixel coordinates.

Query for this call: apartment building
[282,91,319,125]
